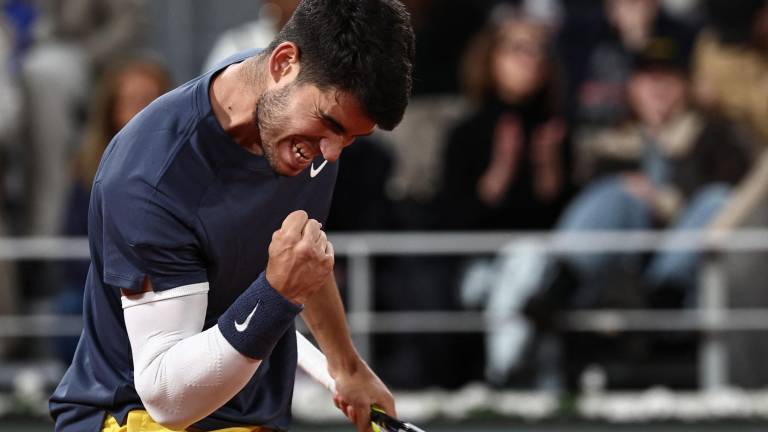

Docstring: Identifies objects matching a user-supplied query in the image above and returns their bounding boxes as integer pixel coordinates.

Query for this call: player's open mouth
[293,142,312,162]
[290,140,316,169]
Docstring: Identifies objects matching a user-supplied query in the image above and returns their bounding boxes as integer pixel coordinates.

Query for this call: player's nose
[319,137,343,162]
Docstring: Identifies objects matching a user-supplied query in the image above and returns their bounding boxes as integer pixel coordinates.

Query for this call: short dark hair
[267,0,415,130]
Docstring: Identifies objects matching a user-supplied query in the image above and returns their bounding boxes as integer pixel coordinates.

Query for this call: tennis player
[49,1,414,431]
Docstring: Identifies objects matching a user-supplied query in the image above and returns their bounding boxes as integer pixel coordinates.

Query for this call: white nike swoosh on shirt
[310,160,328,178]
[234,300,261,332]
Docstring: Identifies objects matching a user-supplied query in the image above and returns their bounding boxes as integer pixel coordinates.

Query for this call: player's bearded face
[253,82,376,176]
[254,83,293,174]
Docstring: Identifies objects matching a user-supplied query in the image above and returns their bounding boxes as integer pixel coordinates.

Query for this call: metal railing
[2,230,768,390]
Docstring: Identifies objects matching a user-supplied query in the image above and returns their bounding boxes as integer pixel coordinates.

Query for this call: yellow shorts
[102,410,264,432]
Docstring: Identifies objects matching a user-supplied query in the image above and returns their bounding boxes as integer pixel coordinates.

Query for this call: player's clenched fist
[266,210,335,304]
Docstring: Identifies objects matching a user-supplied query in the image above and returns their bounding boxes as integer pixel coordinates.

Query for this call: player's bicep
[122,281,210,355]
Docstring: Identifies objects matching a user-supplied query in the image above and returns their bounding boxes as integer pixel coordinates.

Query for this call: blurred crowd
[1,0,768,395]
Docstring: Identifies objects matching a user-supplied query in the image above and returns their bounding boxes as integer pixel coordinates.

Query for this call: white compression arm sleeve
[123,283,262,430]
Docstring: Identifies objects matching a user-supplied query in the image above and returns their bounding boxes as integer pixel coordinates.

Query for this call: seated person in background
[472,35,759,386]
[431,5,572,387]
[54,56,171,363]
[558,35,757,308]
[561,0,696,129]
[432,4,571,231]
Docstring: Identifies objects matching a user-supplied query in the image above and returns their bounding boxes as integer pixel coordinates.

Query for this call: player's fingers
[374,388,397,418]
[333,395,344,411]
[324,240,335,269]
[351,404,369,432]
[315,230,328,257]
[346,405,361,431]
[334,393,347,411]
[316,229,327,245]
[301,218,321,242]
[280,210,309,236]
[376,399,397,419]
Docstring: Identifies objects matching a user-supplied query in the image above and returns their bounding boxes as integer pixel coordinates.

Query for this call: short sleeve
[94,178,208,294]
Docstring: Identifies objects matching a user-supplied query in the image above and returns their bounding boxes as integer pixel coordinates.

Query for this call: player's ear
[268,42,301,85]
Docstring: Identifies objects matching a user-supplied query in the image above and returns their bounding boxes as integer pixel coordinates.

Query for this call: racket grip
[296,330,337,393]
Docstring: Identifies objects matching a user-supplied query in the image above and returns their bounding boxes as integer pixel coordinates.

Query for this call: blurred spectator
[371,0,492,205]
[2,0,36,73]
[54,56,170,363]
[561,37,755,306]
[21,0,148,237]
[2,0,34,231]
[202,0,298,72]
[0,14,20,145]
[433,5,571,231]
[560,0,696,127]
[476,35,759,387]
[427,5,572,387]
[693,0,768,389]
[0,11,20,357]
[692,0,768,144]
[362,1,550,208]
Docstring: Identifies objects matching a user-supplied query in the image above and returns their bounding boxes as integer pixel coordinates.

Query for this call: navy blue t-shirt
[49,50,338,431]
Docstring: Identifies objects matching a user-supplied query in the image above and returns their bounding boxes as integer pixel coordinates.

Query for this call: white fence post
[699,254,728,390]
[348,240,373,362]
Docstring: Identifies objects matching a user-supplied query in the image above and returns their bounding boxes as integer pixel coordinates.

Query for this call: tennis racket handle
[296,330,337,393]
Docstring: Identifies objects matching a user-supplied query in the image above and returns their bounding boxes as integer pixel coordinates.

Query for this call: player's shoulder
[106,49,261,172]
[124,76,206,145]
[95,104,215,215]
[95,51,264,211]
[99,72,212,172]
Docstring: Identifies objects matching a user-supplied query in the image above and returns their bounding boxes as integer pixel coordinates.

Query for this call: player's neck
[209,60,264,154]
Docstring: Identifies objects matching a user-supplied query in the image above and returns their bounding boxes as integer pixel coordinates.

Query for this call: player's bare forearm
[301,274,395,431]
[301,274,360,377]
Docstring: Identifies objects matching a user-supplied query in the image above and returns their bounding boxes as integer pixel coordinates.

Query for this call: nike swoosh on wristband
[234,300,261,332]
[310,160,328,178]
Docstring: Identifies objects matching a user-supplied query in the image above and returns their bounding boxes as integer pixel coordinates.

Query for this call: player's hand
[331,358,395,432]
[266,210,334,305]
